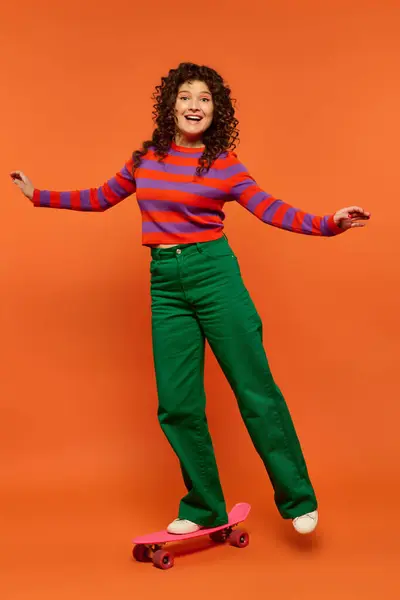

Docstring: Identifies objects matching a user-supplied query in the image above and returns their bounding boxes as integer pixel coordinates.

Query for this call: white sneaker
[292,510,318,534]
[167,518,201,535]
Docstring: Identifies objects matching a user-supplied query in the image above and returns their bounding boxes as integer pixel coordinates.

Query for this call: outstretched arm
[227,155,370,236]
[10,159,136,212]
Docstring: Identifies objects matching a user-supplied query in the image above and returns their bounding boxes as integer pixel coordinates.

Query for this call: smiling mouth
[185,115,202,122]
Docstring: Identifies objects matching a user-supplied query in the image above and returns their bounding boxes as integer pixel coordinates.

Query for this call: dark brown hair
[132,63,239,176]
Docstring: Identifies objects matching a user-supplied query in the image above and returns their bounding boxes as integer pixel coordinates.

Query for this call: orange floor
[2,477,398,600]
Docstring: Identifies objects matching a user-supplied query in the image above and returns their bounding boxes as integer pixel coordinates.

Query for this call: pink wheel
[153,549,174,570]
[132,544,150,562]
[229,529,249,548]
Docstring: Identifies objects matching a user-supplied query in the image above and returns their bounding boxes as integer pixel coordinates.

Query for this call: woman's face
[174,80,214,146]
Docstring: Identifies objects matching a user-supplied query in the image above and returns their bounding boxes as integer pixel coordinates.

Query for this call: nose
[187,98,200,111]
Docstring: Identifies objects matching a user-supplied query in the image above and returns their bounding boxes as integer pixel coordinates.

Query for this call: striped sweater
[32,142,344,246]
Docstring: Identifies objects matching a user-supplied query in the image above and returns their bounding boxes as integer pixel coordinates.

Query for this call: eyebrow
[178,90,212,95]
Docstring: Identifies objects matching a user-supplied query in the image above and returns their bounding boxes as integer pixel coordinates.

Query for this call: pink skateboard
[132,502,251,570]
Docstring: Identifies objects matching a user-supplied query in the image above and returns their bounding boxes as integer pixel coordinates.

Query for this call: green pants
[150,235,317,527]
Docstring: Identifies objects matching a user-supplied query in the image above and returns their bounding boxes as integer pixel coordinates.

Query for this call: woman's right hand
[10,171,34,201]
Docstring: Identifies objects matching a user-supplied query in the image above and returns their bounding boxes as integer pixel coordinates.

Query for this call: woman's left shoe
[292,510,318,534]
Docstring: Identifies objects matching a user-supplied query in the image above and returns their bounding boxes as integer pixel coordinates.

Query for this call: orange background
[1,0,399,598]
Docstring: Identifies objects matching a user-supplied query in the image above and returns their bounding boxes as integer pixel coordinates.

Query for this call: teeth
[186,116,201,121]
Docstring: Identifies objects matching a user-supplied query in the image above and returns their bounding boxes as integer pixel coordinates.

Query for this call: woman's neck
[174,134,204,149]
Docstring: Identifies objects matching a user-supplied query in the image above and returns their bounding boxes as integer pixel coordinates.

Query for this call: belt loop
[196,242,203,253]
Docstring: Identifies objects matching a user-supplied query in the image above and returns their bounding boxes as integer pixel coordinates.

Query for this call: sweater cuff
[32,189,41,206]
[327,214,345,236]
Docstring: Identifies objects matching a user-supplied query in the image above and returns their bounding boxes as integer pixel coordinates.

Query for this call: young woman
[11,62,370,536]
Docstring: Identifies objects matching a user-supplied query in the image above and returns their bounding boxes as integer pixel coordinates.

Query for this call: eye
[179,96,190,101]
[200,97,210,102]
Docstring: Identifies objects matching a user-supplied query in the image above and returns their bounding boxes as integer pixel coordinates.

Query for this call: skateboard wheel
[229,529,249,548]
[153,549,174,570]
[132,544,150,562]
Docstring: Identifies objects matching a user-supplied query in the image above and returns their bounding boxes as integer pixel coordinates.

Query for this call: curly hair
[132,63,239,176]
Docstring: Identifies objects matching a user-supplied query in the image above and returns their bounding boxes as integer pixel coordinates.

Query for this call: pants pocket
[150,259,160,274]
[200,236,236,259]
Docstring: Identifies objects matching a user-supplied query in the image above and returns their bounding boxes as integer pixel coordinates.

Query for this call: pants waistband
[150,234,228,260]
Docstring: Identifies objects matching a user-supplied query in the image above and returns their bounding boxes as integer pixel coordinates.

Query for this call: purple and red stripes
[32,146,343,245]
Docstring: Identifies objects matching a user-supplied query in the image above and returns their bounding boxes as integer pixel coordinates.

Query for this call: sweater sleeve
[32,159,136,212]
[226,154,344,237]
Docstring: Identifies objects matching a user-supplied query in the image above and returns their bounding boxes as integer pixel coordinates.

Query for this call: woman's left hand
[333,206,371,230]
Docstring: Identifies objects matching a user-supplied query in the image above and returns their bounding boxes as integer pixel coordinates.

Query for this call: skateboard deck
[132,502,251,569]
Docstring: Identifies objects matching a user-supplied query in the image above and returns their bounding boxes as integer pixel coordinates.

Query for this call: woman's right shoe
[167,518,201,534]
